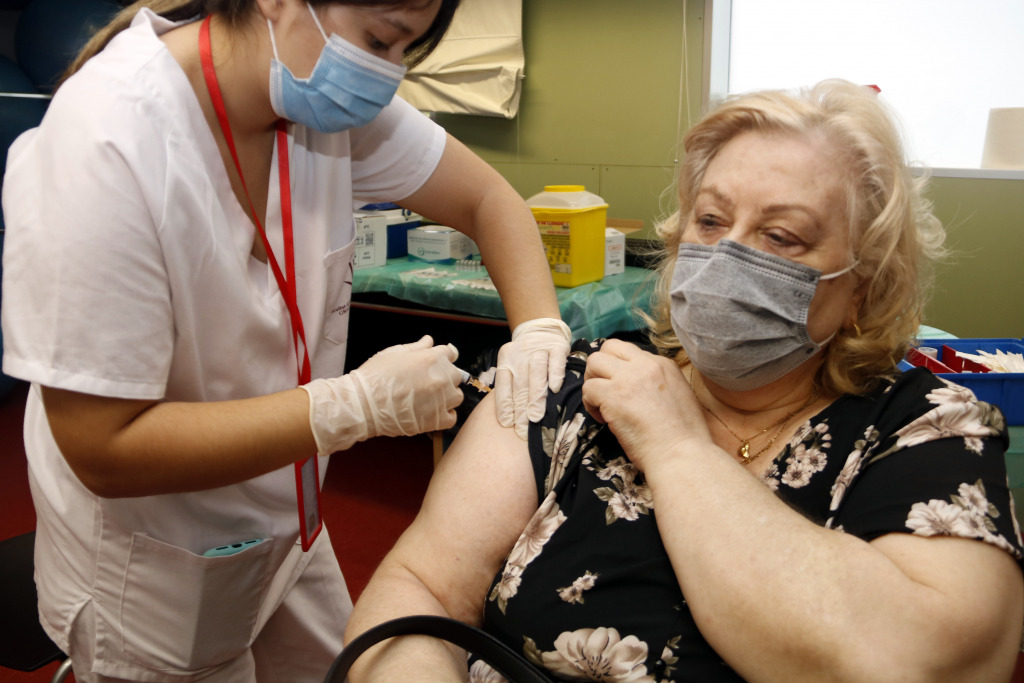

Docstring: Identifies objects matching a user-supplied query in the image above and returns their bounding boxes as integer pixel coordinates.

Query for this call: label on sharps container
[538,220,572,272]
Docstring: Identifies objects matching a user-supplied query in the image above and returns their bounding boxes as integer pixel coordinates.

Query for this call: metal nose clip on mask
[669,239,858,391]
[268,3,407,133]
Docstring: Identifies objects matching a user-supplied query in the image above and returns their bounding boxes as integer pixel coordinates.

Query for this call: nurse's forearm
[471,198,561,331]
[41,385,320,498]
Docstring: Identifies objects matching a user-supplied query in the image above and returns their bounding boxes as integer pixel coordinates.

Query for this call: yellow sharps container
[526,185,609,288]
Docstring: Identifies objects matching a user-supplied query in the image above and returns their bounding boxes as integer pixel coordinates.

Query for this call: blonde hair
[646,79,946,396]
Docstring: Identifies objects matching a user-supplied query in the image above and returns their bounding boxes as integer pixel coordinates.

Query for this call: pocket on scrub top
[323,239,356,346]
[119,533,275,672]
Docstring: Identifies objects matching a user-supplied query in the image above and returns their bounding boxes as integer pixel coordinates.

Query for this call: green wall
[434,0,702,233]
[436,0,1024,339]
[925,177,1024,338]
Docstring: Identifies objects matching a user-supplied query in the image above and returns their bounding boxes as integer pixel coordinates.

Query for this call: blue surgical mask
[670,239,857,391]
[267,3,407,133]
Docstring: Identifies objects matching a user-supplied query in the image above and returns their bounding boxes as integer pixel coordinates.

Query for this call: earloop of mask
[305,2,331,43]
[267,18,280,59]
[267,5,329,62]
[820,260,859,281]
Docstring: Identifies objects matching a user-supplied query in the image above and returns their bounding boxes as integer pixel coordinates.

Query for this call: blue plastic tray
[918,338,1024,425]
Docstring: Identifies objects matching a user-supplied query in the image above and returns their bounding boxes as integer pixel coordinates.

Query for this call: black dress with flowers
[471,339,1023,683]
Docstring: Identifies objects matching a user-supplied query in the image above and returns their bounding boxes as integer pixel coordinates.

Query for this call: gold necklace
[688,369,818,464]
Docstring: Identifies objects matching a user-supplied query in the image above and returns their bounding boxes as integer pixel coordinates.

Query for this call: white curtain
[397,0,524,119]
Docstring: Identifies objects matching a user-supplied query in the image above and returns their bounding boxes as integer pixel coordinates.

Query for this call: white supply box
[353,214,387,270]
[407,226,473,263]
[605,227,625,276]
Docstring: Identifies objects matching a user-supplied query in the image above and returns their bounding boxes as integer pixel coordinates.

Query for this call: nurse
[0,0,568,680]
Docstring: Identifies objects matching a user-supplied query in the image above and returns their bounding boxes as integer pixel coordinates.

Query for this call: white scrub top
[0,8,444,678]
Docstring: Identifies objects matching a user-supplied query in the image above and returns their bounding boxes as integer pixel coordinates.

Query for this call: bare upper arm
[375,392,539,625]
[40,386,156,487]
[869,532,1023,678]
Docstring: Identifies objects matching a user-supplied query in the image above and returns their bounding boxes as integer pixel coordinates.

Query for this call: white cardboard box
[353,214,387,270]
[605,227,625,276]
[406,226,473,263]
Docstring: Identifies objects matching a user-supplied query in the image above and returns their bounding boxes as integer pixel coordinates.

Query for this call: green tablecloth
[353,258,655,341]
[1007,427,1024,530]
[1007,426,1024,489]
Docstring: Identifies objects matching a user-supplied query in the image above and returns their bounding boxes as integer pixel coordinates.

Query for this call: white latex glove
[494,318,572,440]
[300,336,463,455]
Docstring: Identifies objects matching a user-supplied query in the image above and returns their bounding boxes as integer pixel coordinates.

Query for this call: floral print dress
[470,339,1023,682]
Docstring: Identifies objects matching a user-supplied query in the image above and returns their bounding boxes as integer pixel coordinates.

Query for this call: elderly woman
[343,80,1024,682]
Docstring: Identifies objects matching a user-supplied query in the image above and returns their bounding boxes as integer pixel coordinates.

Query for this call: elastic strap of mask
[820,260,859,281]
[267,5,328,60]
[812,330,839,351]
[267,18,281,60]
[306,2,330,43]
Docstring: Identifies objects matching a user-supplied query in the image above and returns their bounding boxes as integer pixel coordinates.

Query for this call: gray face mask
[669,239,857,391]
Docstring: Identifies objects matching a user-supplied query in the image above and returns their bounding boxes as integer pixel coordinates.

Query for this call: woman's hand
[581,339,711,471]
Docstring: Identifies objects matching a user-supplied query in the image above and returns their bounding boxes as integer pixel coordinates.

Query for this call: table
[352,258,655,341]
[1007,427,1024,531]
[1008,427,1024,486]
[353,262,1024,520]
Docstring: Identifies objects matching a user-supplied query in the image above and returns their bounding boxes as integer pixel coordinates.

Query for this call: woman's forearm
[644,449,1021,682]
[467,194,560,330]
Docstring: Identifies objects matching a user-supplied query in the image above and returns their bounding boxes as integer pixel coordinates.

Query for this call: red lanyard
[199,16,321,551]
[198,16,309,385]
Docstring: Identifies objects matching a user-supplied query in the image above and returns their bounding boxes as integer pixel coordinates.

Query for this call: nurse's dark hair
[62,0,458,84]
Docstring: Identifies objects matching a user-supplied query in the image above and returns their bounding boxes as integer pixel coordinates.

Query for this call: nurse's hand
[301,336,464,455]
[494,318,572,440]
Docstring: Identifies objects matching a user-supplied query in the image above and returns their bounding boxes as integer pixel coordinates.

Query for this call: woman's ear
[254,0,287,23]
[851,275,869,314]
[844,279,869,334]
